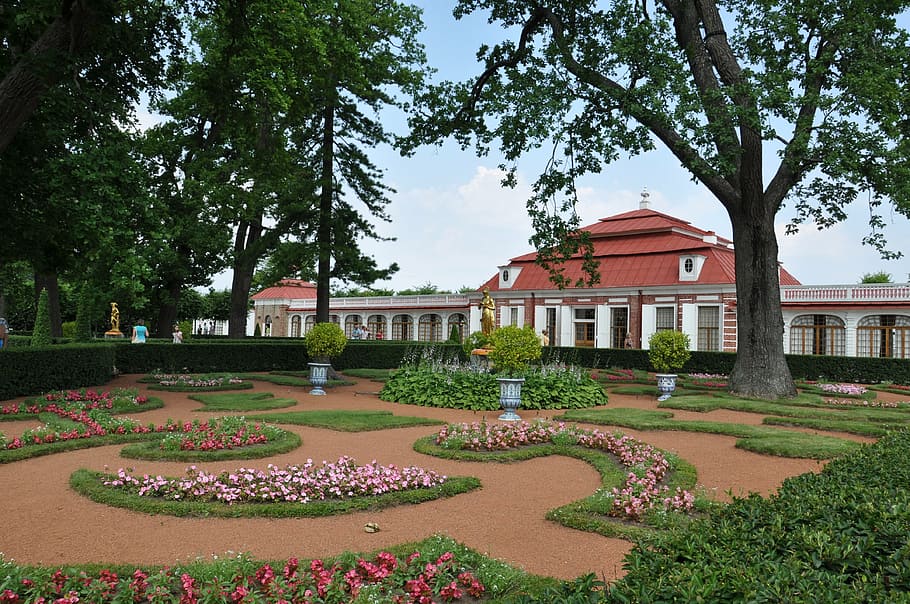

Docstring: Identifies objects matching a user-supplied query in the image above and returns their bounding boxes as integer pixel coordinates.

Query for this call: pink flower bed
[103,456,448,504]
[436,420,694,521]
[819,383,868,396]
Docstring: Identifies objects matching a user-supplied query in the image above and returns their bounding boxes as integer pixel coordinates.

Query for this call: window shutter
[641,304,656,349]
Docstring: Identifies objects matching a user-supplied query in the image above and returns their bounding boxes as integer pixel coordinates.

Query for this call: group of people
[129,320,184,344]
[351,324,382,340]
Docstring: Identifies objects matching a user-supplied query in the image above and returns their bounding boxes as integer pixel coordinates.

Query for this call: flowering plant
[158,416,282,452]
[436,419,695,520]
[818,383,868,396]
[0,546,485,603]
[103,457,448,504]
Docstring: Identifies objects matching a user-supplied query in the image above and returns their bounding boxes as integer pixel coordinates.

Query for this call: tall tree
[0,0,186,153]
[409,0,910,398]
[304,0,426,322]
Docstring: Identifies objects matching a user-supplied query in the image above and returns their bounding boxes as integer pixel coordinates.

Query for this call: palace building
[250,195,910,359]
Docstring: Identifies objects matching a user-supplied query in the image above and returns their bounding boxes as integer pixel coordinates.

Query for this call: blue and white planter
[308,362,330,396]
[497,377,525,421]
[656,373,678,401]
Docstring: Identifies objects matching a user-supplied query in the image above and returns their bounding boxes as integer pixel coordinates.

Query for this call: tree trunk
[0,1,95,152]
[34,272,63,337]
[315,91,336,323]
[228,220,262,337]
[727,199,797,399]
[155,281,181,339]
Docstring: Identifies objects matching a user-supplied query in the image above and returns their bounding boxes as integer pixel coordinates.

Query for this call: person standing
[0,318,8,349]
[132,319,149,344]
[172,324,183,343]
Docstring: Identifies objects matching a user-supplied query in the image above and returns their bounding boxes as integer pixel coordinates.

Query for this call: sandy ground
[0,375,885,581]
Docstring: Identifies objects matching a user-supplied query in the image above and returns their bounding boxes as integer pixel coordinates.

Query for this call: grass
[69,469,481,518]
[118,429,303,462]
[339,368,395,382]
[188,392,298,411]
[248,409,443,431]
[413,435,701,541]
[555,408,862,459]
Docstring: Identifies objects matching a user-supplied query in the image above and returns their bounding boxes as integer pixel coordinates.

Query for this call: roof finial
[639,187,651,210]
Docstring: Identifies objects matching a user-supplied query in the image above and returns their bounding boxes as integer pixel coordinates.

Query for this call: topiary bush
[31,288,52,347]
[488,325,542,376]
[304,322,347,362]
[647,330,691,374]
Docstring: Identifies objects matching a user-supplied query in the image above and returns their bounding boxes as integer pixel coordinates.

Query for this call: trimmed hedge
[606,429,910,602]
[2,339,909,401]
[0,344,115,399]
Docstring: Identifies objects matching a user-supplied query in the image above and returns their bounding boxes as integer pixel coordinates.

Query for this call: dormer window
[679,255,706,281]
[498,265,521,289]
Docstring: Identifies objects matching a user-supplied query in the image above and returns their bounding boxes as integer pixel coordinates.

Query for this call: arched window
[368,315,386,340]
[857,315,910,359]
[264,315,272,337]
[345,315,363,338]
[418,313,443,341]
[304,316,316,334]
[447,313,467,343]
[789,315,845,355]
[391,314,413,340]
[290,315,302,338]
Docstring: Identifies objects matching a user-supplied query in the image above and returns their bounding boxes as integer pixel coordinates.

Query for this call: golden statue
[109,302,121,332]
[480,288,495,336]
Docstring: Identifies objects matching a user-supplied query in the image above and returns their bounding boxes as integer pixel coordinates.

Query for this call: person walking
[131,320,149,344]
[0,318,8,349]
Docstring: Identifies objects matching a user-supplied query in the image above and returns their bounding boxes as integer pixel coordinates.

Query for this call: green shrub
[488,325,542,376]
[607,429,910,602]
[648,330,691,373]
[31,288,52,347]
[304,322,347,361]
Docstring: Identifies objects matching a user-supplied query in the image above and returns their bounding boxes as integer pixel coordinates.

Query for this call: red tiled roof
[484,209,800,291]
[251,279,317,301]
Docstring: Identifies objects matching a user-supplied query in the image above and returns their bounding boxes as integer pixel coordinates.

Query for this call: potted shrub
[304,322,347,395]
[647,330,691,400]
[488,325,542,420]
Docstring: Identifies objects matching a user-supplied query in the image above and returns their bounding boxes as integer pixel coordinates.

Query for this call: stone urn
[655,373,678,401]
[308,362,330,396]
[496,377,525,421]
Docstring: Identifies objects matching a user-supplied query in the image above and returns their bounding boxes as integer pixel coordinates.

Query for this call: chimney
[639,188,651,210]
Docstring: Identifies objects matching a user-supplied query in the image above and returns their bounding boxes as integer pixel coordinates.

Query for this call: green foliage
[462,330,490,355]
[73,285,93,342]
[253,322,262,337]
[860,271,893,283]
[607,430,910,602]
[488,325,542,376]
[188,392,297,412]
[447,323,461,343]
[31,288,52,347]
[249,410,443,432]
[379,361,606,411]
[647,330,691,373]
[559,407,860,460]
[304,322,347,360]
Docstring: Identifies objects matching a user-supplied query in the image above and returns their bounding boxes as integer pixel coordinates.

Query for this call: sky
[211,1,910,293]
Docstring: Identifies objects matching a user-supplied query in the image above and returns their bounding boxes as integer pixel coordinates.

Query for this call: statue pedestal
[104,330,125,339]
[470,347,492,372]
